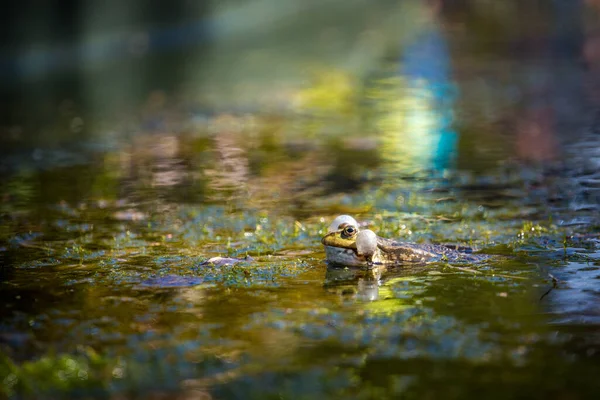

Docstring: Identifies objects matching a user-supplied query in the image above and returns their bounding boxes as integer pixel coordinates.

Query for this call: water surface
[2,1,600,398]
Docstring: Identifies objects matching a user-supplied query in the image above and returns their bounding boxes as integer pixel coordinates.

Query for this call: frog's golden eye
[341,225,357,238]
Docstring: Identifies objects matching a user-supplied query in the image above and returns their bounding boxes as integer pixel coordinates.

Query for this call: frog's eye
[328,215,358,233]
[342,225,357,238]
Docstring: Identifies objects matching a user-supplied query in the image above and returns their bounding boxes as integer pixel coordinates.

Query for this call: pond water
[2,1,600,399]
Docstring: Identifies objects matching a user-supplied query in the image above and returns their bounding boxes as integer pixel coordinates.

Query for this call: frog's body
[322,215,486,268]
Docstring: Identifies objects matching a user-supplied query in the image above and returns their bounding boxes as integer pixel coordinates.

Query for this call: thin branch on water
[444,264,528,280]
[539,272,559,301]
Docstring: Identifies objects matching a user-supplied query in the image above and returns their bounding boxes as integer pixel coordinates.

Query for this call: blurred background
[2,0,600,192]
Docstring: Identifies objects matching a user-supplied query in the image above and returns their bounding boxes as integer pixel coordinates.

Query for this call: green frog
[321,215,486,268]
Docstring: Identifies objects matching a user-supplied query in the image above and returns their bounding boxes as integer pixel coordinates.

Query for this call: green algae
[2,151,598,398]
[2,14,600,399]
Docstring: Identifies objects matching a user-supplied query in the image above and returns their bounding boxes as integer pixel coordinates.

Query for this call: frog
[321,215,486,268]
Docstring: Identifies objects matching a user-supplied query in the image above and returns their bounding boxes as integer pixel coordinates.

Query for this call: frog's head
[321,215,378,267]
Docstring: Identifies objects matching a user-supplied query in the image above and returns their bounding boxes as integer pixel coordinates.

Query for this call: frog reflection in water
[321,215,486,269]
[323,263,433,302]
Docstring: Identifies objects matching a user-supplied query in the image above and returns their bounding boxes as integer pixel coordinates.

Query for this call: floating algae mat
[3,2,600,398]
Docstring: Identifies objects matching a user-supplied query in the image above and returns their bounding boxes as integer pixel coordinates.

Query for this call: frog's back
[376,237,487,264]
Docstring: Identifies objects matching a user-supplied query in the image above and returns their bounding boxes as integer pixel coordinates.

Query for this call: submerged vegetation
[3,0,600,398]
[2,142,599,398]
